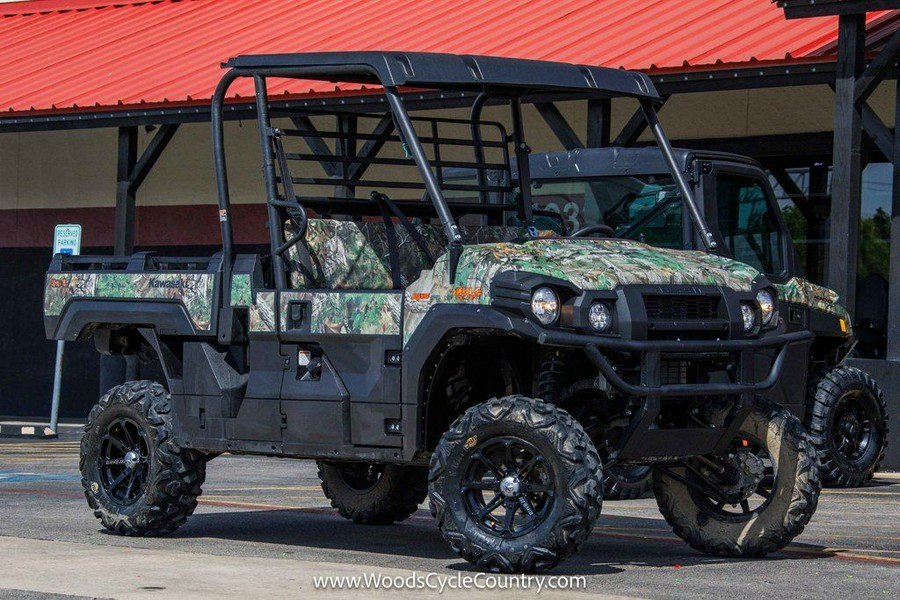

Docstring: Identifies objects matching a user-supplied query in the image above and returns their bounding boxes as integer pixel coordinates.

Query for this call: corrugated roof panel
[0,0,895,115]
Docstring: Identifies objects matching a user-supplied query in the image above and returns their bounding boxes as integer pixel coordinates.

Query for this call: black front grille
[644,295,720,320]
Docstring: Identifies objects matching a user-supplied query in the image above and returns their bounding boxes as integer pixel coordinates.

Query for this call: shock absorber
[537,350,564,404]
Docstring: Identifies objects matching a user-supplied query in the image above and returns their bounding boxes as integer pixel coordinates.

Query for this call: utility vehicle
[46,52,822,573]
[511,146,888,497]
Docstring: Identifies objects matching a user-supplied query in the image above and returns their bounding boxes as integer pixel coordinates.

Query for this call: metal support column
[114,126,138,256]
[828,14,866,318]
[887,80,900,359]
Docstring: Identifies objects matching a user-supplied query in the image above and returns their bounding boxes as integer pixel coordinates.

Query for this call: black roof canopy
[224,51,661,101]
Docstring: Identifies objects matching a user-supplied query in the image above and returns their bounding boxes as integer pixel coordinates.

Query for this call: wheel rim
[461,436,556,539]
[832,391,875,464]
[336,463,384,493]
[686,436,776,521]
[99,417,150,506]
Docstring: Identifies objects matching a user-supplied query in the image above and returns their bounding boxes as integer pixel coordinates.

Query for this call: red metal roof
[0,0,897,116]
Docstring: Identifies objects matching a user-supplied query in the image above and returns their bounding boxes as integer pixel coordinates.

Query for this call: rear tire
[317,461,427,524]
[654,400,820,557]
[80,380,206,536]
[806,366,888,487]
[429,395,603,573]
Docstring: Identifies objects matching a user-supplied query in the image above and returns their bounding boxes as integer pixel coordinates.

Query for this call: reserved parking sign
[53,224,82,256]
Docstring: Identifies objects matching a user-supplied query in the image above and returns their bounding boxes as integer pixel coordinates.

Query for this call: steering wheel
[570,224,617,238]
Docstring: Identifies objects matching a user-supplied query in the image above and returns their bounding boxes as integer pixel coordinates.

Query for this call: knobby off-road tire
[806,365,888,487]
[429,395,603,573]
[654,400,820,557]
[317,461,428,524]
[80,380,206,536]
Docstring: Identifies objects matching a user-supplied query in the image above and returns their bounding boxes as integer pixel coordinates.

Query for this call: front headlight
[756,290,775,325]
[741,303,756,332]
[588,302,612,332]
[531,287,559,325]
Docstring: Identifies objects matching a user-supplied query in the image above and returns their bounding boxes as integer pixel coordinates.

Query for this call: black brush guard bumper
[528,325,814,460]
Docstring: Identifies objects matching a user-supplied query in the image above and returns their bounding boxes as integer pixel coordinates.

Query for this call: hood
[451,238,762,292]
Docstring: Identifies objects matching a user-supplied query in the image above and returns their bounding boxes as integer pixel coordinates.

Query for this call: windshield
[529,175,683,249]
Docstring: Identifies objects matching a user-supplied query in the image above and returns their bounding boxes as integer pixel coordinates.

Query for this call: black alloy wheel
[461,436,556,539]
[99,417,150,505]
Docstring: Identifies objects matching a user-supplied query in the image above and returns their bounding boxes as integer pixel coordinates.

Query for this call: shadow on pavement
[169,509,835,575]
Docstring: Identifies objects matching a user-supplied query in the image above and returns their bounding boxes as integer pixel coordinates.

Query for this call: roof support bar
[335,114,357,199]
[128,124,179,195]
[828,13,866,317]
[887,78,900,359]
[115,122,180,255]
[254,75,289,290]
[855,27,900,105]
[290,116,339,177]
[348,116,395,182]
[587,99,611,147]
[534,102,583,150]
[769,166,814,221]
[114,126,138,256]
[860,102,895,161]
[614,95,670,146]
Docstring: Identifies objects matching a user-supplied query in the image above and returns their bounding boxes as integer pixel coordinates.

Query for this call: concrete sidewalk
[0,537,634,600]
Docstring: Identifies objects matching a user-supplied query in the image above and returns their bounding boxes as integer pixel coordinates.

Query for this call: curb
[0,424,58,439]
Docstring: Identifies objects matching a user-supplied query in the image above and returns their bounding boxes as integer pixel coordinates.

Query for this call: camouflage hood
[451,238,761,292]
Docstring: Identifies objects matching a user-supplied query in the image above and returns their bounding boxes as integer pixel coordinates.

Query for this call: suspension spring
[537,351,564,404]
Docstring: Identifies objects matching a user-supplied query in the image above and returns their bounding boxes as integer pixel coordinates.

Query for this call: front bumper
[508,317,813,461]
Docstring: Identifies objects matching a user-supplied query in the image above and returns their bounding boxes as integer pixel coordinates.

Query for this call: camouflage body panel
[404,238,761,344]
[251,291,277,332]
[279,291,401,335]
[229,274,276,333]
[775,277,851,326]
[284,218,541,290]
[44,272,214,331]
[230,273,253,307]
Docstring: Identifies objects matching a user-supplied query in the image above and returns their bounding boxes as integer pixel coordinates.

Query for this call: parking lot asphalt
[0,429,898,599]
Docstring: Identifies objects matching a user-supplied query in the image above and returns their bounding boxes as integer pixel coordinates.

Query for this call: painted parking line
[0,472,81,482]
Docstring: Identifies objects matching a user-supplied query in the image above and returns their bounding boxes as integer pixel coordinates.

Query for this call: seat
[284,218,534,289]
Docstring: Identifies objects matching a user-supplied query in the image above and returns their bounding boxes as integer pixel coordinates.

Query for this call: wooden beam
[534,102,583,150]
[587,99,611,147]
[613,96,669,146]
[127,124,179,194]
[290,116,338,177]
[828,14,866,318]
[770,166,814,220]
[860,102,895,162]
[855,28,900,105]
[780,0,900,19]
[348,116,395,182]
[114,126,138,256]
[887,78,900,359]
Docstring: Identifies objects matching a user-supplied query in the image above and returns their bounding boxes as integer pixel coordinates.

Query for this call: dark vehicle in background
[518,146,888,493]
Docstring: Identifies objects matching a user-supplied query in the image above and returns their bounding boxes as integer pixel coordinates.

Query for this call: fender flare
[50,298,199,341]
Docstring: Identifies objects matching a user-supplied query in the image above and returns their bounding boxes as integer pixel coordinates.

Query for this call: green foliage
[859,207,891,278]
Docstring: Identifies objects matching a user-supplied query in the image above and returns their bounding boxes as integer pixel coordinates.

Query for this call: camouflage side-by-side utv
[509,147,887,497]
[45,53,821,573]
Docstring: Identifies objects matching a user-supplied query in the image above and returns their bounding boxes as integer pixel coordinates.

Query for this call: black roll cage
[210,52,717,309]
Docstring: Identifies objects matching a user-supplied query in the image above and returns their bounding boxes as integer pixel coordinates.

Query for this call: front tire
[317,461,427,524]
[80,380,206,536]
[806,366,888,487]
[429,395,603,573]
[654,400,820,557]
